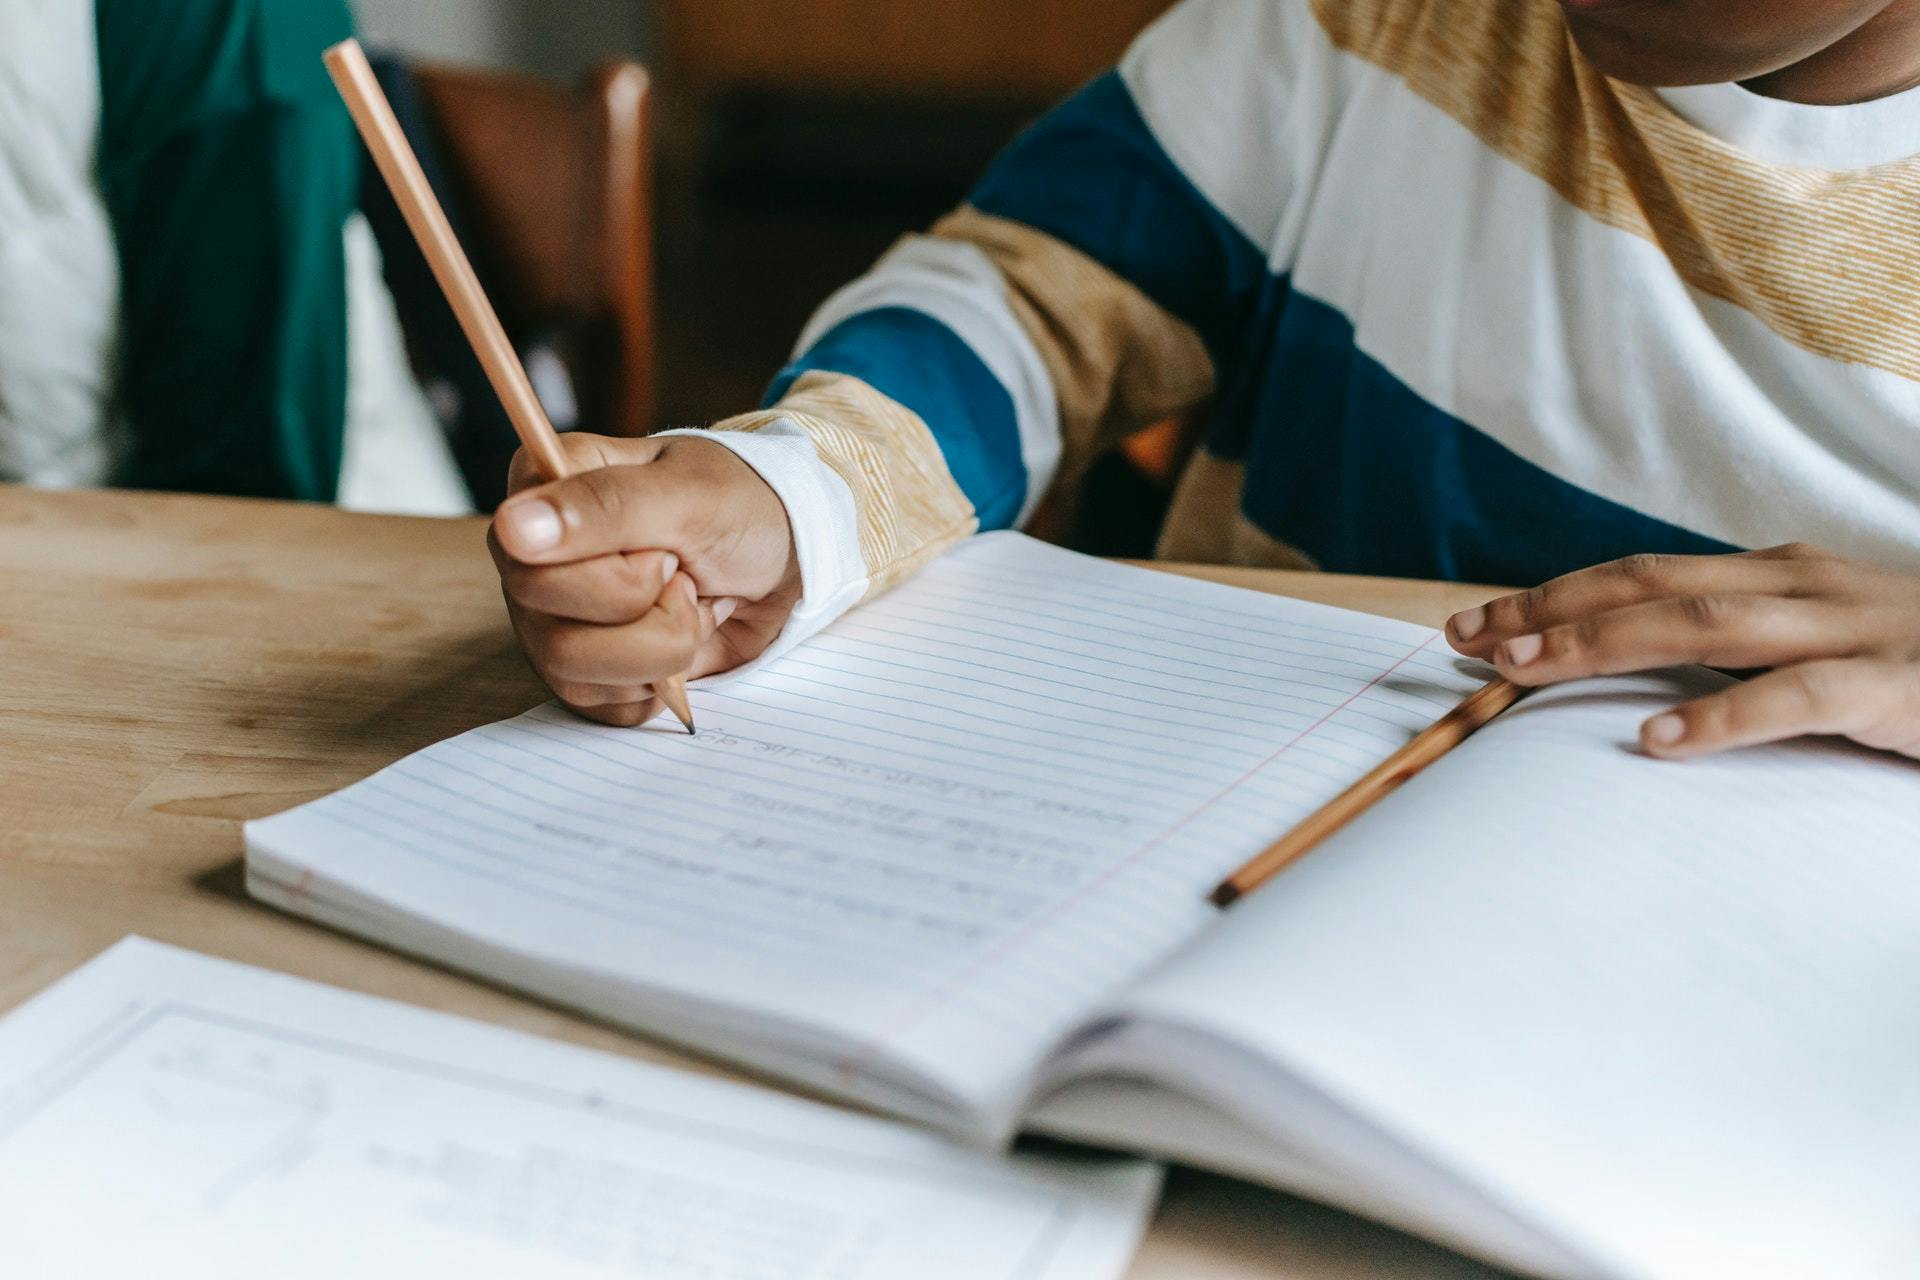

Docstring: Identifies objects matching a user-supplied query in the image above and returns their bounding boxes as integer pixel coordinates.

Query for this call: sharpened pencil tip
[655,677,696,735]
[1207,883,1241,909]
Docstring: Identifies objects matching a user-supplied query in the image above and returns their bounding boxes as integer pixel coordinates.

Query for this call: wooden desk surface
[0,484,1512,1280]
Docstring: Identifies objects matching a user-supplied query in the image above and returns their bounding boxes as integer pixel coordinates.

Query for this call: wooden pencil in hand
[324,39,695,734]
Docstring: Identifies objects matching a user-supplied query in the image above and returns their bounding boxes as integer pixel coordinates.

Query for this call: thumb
[495,447,703,566]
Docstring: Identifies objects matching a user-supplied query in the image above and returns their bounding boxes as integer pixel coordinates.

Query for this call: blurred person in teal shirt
[0,0,467,513]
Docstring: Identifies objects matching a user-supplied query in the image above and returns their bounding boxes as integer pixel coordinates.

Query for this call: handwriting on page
[250,534,1486,1111]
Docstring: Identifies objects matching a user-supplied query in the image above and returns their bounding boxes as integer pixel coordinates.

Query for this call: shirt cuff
[654,423,870,681]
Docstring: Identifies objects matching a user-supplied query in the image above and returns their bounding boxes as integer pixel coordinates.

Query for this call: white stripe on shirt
[796,235,1063,526]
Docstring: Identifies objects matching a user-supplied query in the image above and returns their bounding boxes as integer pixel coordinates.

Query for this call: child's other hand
[488,434,801,727]
[1445,544,1920,761]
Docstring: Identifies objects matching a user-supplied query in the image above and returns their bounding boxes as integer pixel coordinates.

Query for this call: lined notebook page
[1109,672,1920,1278]
[247,533,1486,1132]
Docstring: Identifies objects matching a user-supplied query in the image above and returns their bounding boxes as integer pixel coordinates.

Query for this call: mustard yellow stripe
[930,208,1217,486]
[712,371,978,598]
[1312,0,1920,382]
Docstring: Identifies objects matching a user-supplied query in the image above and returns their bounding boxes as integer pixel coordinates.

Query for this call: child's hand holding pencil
[327,37,801,731]
[490,433,802,728]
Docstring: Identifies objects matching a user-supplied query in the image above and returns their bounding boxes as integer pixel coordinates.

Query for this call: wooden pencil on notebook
[1209,676,1527,908]
[324,38,695,734]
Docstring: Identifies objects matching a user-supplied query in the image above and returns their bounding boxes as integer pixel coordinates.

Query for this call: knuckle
[562,433,621,473]
[1790,664,1843,713]
[1492,587,1547,630]
[1717,683,1784,737]
[1560,618,1605,656]
[549,679,599,707]
[583,700,656,728]
[1677,594,1739,631]
[579,468,628,522]
[1687,693,1734,736]
[1615,553,1674,587]
[615,551,669,598]
[541,627,599,683]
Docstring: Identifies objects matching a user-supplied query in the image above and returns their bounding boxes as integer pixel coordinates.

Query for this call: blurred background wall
[353,0,650,80]
[350,0,1177,545]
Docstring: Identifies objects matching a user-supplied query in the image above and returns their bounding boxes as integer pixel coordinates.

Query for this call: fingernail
[1449,607,1486,642]
[1500,634,1543,666]
[713,598,738,626]
[1645,714,1686,747]
[659,552,679,585]
[678,574,698,606]
[500,499,562,553]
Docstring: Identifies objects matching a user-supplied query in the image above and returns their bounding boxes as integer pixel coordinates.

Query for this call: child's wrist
[653,422,868,668]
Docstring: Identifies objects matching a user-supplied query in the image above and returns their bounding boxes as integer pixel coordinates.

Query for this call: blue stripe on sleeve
[766,306,1028,530]
[968,72,1274,370]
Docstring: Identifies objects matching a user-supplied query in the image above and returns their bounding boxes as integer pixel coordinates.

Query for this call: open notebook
[247,533,1920,1280]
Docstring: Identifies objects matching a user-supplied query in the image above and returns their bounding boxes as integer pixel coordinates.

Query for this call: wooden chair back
[411,61,656,437]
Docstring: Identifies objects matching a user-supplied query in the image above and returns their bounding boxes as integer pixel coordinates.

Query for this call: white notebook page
[1103,672,1920,1279]
[0,939,1159,1280]
[247,533,1487,1132]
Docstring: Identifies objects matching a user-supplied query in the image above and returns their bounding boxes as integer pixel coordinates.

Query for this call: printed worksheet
[0,939,1160,1280]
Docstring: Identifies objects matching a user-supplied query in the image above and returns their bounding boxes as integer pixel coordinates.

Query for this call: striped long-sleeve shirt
[664,0,1920,667]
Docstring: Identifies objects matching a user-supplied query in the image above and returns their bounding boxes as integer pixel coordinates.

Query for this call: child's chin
[1560,8,1785,91]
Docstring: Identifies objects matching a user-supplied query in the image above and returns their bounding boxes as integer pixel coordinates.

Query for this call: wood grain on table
[0,484,1513,1280]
